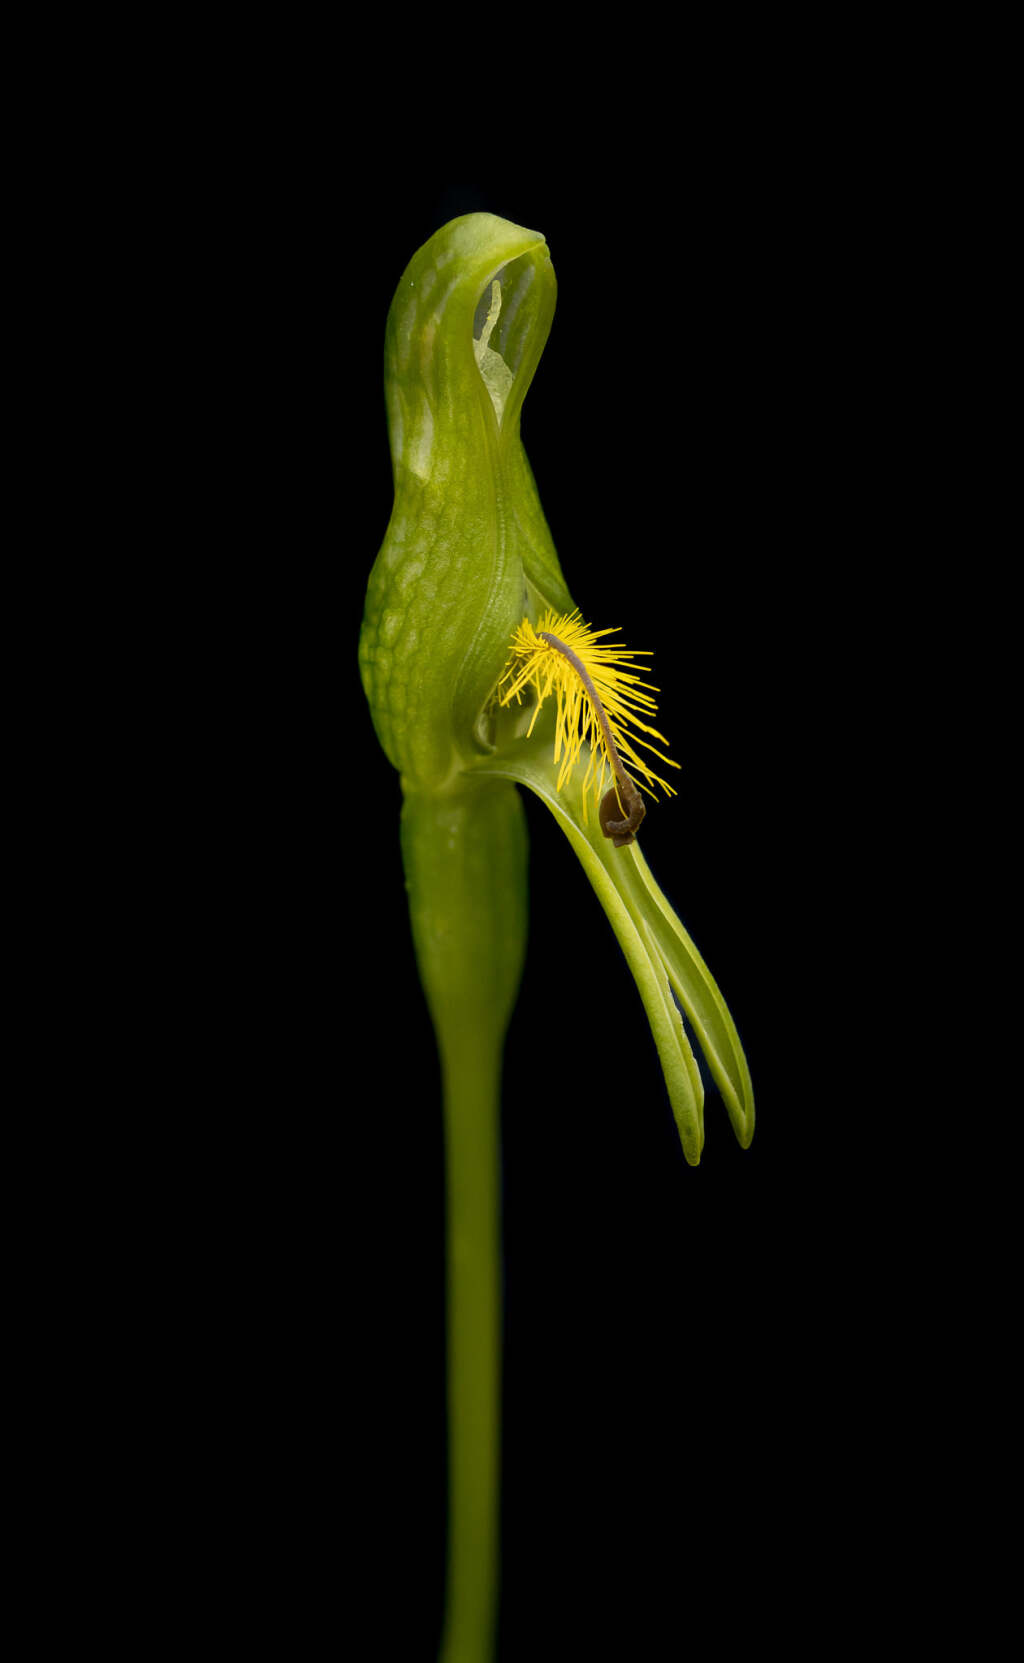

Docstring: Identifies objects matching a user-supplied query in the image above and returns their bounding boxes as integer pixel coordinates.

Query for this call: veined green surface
[360,213,572,796]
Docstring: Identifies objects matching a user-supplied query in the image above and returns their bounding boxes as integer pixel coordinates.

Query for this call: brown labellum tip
[599,780,646,848]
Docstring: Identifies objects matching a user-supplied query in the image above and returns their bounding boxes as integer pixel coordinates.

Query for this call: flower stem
[399,781,528,1662]
[439,1041,501,1663]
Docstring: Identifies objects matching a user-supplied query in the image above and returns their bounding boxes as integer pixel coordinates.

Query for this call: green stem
[399,781,528,1663]
[439,1041,501,1663]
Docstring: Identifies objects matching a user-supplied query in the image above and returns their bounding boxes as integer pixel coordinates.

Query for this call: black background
[29,31,994,1656]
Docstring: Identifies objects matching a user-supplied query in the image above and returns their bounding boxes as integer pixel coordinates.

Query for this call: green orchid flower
[359,212,754,1663]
